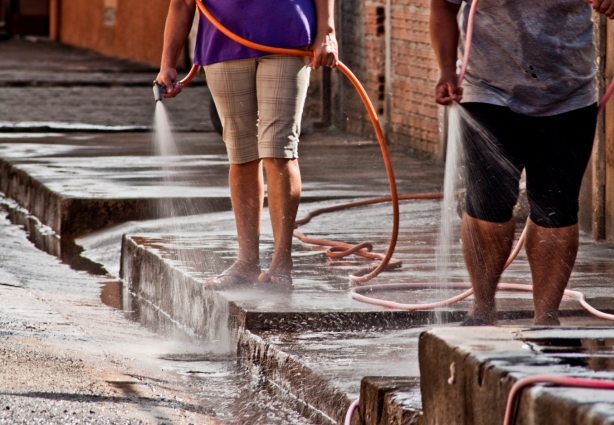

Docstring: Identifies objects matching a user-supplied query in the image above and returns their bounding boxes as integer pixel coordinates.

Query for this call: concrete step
[419,327,614,425]
[357,377,423,425]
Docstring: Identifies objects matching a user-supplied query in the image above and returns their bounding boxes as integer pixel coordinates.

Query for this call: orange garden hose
[183,0,401,284]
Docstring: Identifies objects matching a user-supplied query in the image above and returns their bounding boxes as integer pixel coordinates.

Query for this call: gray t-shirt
[446,0,598,116]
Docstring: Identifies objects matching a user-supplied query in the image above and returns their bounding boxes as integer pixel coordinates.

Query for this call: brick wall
[59,0,178,68]
[338,0,441,156]
[337,0,368,135]
[390,0,440,154]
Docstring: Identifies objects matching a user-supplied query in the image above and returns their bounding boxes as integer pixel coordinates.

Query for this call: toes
[270,275,292,287]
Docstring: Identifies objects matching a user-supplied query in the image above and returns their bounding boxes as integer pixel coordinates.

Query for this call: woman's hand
[155,67,183,98]
[156,0,195,98]
[311,0,338,69]
[310,29,338,69]
[593,0,614,19]
[435,70,463,105]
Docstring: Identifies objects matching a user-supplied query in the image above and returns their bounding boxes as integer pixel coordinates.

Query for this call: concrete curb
[0,158,232,238]
[419,327,614,425]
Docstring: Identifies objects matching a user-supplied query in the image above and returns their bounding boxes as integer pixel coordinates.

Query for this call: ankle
[226,259,261,279]
[471,304,497,324]
[534,311,560,326]
[268,256,293,275]
[237,258,260,268]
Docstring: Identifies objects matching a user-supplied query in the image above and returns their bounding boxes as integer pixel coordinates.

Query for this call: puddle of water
[523,337,614,353]
[0,133,63,138]
[2,198,108,276]
[523,336,614,372]
[100,280,122,310]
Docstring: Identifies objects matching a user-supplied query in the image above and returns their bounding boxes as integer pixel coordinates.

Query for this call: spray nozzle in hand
[153,81,167,102]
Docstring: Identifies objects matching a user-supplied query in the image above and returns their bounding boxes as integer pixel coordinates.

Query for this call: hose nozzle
[153,81,167,102]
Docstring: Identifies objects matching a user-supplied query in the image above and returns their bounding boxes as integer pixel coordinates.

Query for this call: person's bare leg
[525,219,578,326]
[208,159,263,285]
[462,214,515,324]
[260,158,301,284]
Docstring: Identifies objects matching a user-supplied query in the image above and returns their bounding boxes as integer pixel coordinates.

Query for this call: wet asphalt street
[0,203,223,425]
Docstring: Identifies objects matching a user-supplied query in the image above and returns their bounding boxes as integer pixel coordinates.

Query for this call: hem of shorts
[227,151,298,164]
[528,214,579,229]
[258,151,299,160]
[228,155,260,165]
[464,209,514,224]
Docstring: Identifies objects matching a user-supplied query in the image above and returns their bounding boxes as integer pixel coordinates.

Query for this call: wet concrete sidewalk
[0,38,211,132]
[2,37,614,424]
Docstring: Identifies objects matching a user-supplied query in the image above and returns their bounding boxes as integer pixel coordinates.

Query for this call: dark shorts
[461,102,597,228]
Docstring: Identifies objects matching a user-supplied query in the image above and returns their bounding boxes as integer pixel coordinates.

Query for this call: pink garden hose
[503,375,614,425]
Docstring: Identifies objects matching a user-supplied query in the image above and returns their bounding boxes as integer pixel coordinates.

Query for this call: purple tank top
[193,0,316,66]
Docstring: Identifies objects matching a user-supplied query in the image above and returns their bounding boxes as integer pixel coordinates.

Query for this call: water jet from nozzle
[153,82,167,102]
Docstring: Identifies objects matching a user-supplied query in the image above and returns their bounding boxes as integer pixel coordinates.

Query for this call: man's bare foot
[257,255,293,287]
[206,259,261,288]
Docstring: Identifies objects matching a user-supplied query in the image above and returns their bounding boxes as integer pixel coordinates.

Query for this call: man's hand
[310,30,338,69]
[593,0,614,19]
[435,70,463,105]
[155,68,183,98]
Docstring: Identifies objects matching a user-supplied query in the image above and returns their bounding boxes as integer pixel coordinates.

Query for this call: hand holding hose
[591,0,614,19]
[430,0,465,105]
[309,0,338,69]
[156,68,183,99]
[435,70,463,105]
[310,31,339,69]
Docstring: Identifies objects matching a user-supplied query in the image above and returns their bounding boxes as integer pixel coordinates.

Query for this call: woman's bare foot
[257,255,293,288]
[257,271,293,288]
[206,259,261,288]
